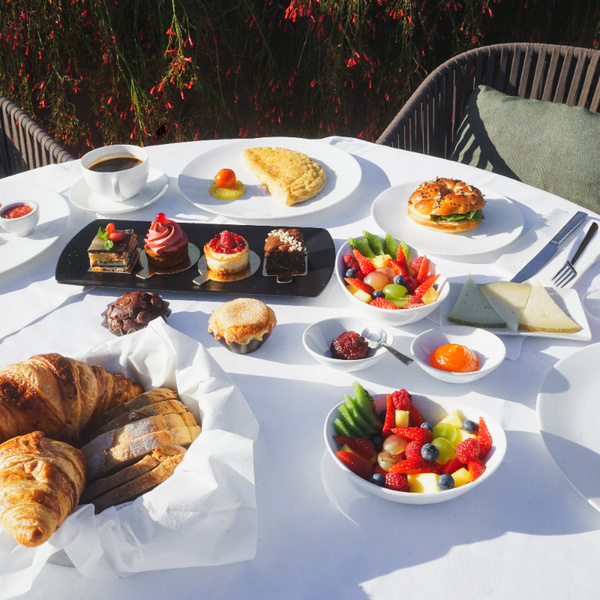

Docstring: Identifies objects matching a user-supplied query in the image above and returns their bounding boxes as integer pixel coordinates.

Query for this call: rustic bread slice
[90,450,186,514]
[81,444,186,505]
[519,281,581,333]
[87,388,179,434]
[241,147,327,206]
[84,425,200,480]
[87,399,190,440]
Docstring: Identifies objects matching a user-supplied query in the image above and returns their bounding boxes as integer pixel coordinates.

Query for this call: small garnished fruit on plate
[429,343,480,373]
[331,382,494,494]
[209,168,245,200]
[342,231,441,310]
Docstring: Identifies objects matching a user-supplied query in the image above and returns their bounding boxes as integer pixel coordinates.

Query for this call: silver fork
[552,221,598,287]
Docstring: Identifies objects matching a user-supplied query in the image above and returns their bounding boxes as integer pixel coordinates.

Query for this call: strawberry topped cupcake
[144,213,189,268]
[204,230,250,276]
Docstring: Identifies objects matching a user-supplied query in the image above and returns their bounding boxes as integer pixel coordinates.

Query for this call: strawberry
[404,440,424,460]
[403,275,418,294]
[416,256,429,283]
[477,417,493,459]
[468,459,486,481]
[401,296,425,309]
[438,457,464,474]
[388,256,407,277]
[410,256,424,276]
[335,450,374,480]
[352,248,375,276]
[369,296,398,310]
[413,274,440,298]
[382,394,396,435]
[388,457,440,475]
[390,388,412,410]
[108,231,125,242]
[395,246,409,273]
[408,403,425,426]
[455,438,481,464]
[333,436,376,460]
[105,222,116,235]
[344,277,374,295]
[391,426,433,444]
[384,472,409,491]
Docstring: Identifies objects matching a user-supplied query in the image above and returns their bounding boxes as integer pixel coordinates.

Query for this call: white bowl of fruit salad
[336,232,449,326]
[324,381,507,504]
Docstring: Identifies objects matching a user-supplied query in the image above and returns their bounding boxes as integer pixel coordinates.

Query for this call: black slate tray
[55,219,336,298]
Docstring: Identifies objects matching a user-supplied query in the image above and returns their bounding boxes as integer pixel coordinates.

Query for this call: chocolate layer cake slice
[264,228,307,277]
[88,228,138,272]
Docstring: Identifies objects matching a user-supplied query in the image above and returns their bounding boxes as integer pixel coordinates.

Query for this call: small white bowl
[324,393,507,504]
[410,325,505,383]
[0,201,39,236]
[336,241,449,326]
[302,317,393,372]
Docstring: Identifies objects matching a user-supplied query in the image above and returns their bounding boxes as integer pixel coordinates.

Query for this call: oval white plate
[177,137,362,221]
[0,181,70,274]
[69,168,169,214]
[537,342,600,511]
[371,181,524,257]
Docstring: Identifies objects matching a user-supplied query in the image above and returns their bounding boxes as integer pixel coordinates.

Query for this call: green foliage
[0,0,597,156]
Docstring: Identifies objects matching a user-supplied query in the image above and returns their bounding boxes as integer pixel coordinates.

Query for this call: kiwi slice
[348,237,375,258]
[363,230,384,255]
[383,232,400,259]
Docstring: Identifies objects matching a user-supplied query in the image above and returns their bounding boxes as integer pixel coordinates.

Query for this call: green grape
[432,422,460,444]
[389,297,410,308]
[431,437,456,464]
[383,283,407,299]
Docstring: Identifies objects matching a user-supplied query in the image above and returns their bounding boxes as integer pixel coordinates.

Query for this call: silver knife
[511,211,587,283]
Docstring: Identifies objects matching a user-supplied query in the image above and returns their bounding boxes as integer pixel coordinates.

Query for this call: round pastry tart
[204,230,250,276]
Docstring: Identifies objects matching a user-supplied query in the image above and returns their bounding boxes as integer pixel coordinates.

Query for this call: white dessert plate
[440,280,591,341]
[177,137,362,221]
[537,342,600,512]
[0,181,70,274]
[371,181,524,257]
[69,168,169,214]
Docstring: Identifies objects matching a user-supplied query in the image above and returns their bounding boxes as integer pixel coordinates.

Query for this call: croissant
[0,353,144,444]
[0,431,86,547]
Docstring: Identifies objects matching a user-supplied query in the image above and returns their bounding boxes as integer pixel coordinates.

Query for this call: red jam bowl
[0,201,39,236]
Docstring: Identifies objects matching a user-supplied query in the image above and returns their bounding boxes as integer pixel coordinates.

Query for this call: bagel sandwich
[408,178,486,233]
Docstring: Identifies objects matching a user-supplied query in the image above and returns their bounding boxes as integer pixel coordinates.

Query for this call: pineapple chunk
[371,255,390,269]
[451,467,471,488]
[352,288,372,303]
[439,409,464,429]
[395,409,410,428]
[422,286,440,305]
[407,473,439,493]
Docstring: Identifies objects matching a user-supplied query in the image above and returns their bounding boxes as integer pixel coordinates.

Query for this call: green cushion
[450,85,600,213]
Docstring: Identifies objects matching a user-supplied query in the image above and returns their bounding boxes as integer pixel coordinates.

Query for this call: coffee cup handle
[111,177,123,201]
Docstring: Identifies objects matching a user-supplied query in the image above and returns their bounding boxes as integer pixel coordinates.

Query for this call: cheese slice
[519,281,581,333]
[448,276,507,328]
[479,282,532,332]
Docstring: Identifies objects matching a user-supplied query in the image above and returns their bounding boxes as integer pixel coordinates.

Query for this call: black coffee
[88,155,143,172]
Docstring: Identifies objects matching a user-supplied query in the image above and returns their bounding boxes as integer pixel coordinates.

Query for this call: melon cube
[353,288,372,303]
[452,467,471,488]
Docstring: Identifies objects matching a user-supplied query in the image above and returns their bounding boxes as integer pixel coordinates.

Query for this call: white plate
[177,137,362,220]
[0,181,70,274]
[371,181,524,257]
[537,343,600,511]
[69,168,169,214]
[440,281,591,341]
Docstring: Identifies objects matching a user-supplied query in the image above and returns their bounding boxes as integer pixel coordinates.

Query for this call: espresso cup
[81,144,149,202]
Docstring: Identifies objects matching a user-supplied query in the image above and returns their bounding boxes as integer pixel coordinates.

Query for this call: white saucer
[69,168,169,214]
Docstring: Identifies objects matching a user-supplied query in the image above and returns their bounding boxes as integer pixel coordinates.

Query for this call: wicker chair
[376,43,600,159]
[0,95,74,177]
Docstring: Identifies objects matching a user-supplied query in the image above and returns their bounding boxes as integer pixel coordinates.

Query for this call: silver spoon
[361,326,413,366]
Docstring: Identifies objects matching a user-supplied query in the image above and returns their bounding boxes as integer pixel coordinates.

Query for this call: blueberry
[371,434,384,452]
[372,290,385,298]
[437,473,455,490]
[370,472,386,487]
[345,268,357,278]
[421,443,439,462]
[393,274,406,285]
[462,419,479,434]
[420,421,433,431]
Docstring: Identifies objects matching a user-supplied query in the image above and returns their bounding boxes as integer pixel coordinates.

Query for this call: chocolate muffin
[104,291,170,334]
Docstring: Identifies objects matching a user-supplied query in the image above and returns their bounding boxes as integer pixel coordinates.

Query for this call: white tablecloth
[1,136,600,599]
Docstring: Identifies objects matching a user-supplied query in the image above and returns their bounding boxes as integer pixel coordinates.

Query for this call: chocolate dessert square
[88,228,138,272]
[264,228,307,276]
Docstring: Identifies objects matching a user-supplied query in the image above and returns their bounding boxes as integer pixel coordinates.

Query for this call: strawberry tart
[204,230,250,276]
[144,213,189,268]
